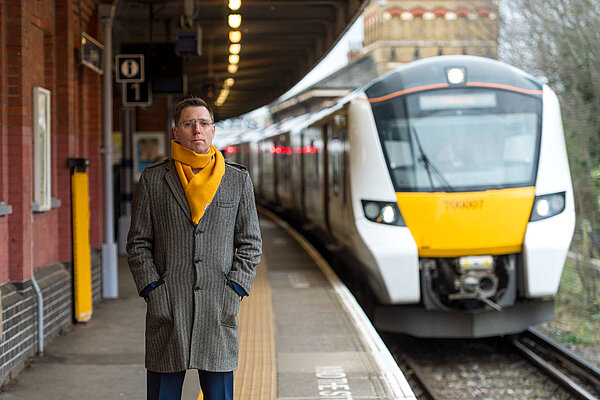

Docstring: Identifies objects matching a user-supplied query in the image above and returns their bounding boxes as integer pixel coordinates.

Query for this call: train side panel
[523,86,575,297]
[348,98,420,304]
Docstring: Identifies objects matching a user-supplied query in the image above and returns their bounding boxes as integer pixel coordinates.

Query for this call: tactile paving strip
[234,255,277,400]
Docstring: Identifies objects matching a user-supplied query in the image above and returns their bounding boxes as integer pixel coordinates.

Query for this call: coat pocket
[146,281,172,330]
[216,200,235,208]
[220,279,241,328]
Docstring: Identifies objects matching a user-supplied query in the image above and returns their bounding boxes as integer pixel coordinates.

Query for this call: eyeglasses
[179,119,214,131]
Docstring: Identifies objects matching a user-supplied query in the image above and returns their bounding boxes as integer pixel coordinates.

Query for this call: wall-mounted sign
[122,81,152,107]
[133,132,166,182]
[115,54,145,83]
[33,87,52,212]
[80,33,104,74]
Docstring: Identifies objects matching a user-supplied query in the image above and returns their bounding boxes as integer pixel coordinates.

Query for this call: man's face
[173,106,215,154]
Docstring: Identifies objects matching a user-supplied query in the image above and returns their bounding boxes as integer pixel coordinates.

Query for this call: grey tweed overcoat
[127,158,262,373]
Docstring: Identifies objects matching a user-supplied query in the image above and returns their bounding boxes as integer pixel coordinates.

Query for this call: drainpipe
[30,213,44,353]
[100,2,118,298]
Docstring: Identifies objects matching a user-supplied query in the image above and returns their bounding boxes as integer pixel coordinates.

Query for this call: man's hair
[172,97,214,125]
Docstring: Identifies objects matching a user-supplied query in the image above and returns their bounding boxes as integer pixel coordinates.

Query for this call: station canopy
[112,0,367,120]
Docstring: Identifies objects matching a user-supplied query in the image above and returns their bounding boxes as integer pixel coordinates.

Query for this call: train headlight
[364,202,381,220]
[361,200,405,226]
[446,67,466,85]
[530,192,566,221]
[382,205,396,223]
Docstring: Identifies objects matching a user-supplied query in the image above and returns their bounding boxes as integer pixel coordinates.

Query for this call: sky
[278,16,365,101]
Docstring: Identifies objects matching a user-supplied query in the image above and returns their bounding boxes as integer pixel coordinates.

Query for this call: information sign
[122,81,152,107]
[116,54,145,83]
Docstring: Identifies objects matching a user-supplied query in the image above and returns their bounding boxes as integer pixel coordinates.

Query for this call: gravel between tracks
[387,335,573,400]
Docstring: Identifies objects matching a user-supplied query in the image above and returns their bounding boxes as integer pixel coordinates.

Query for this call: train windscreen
[370,88,542,192]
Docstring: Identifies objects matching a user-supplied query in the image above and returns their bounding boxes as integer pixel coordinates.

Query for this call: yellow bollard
[69,158,93,322]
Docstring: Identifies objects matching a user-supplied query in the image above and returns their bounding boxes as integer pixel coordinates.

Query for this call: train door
[249,140,260,192]
[290,129,304,215]
[275,133,292,210]
[260,138,276,204]
[327,112,347,243]
[302,125,323,225]
[322,124,330,234]
[340,112,352,248]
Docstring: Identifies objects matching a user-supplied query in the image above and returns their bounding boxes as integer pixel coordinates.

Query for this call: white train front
[222,55,575,338]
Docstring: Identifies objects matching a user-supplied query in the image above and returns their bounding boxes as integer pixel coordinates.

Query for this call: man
[127,97,262,400]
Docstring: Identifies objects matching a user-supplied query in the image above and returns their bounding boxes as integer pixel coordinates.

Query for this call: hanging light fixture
[228,14,242,29]
[225,78,235,87]
[229,30,241,43]
[229,0,241,11]
[228,64,238,73]
[229,54,239,64]
[229,43,241,55]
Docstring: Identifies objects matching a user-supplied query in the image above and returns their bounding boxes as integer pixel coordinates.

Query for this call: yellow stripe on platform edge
[197,391,203,400]
[396,187,535,257]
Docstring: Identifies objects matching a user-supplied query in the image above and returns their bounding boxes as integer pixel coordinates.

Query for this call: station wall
[0,0,103,385]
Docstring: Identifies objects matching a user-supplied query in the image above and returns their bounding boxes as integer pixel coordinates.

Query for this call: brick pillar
[0,0,9,283]
[6,0,32,282]
[55,0,75,261]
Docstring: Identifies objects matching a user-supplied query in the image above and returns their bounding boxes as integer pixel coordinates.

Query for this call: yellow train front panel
[396,187,535,257]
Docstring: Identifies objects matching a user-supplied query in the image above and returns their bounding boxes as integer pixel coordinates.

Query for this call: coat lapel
[164,160,194,224]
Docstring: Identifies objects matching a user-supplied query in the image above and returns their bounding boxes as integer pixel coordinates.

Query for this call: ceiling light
[228,14,242,29]
[225,78,235,87]
[229,30,241,43]
[228,64,238,73]
[229,44,241,55]
[228,0,241,11]
[229,54,239,64]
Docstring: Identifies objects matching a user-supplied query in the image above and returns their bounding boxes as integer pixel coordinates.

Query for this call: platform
[0,213,415,400]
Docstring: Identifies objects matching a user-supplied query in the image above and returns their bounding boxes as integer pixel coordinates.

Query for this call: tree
[500,0,600,229]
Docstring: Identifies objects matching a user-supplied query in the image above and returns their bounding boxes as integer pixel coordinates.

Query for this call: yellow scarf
[171,140,225,224]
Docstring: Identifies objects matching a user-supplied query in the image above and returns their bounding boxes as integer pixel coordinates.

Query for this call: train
[220,55,575,338]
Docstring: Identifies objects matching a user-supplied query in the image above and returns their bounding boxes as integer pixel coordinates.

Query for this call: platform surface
[0,213,414,399]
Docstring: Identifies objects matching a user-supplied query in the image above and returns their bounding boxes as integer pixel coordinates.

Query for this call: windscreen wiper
[409,126,454,191]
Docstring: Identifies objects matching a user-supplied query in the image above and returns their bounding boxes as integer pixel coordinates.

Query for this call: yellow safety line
[234,253,277,399]
[258,208,417,399]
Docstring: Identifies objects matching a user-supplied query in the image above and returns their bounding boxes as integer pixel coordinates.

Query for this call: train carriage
[225,55,575,338]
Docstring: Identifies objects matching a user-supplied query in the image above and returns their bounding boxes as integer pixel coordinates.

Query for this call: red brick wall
[0,0,102,284]
[0,0,8,283]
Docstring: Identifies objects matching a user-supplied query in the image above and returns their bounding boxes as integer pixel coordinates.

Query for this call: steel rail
[524,328,600,387]
[510,337,599,400]
[399,353,444,400]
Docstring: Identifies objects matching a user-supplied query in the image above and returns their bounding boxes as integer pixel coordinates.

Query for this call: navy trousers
[147,369,233,400]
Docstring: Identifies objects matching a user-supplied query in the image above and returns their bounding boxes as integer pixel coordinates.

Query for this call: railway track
[511,328,600,400]
[283,215,600,399]
[387,330,600,400]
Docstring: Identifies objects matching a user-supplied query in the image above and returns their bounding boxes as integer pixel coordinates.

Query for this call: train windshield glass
[370,88,542,192]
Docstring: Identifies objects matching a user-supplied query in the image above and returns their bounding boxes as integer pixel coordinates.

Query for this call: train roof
[363,55,544,101]
[221,56,546,147]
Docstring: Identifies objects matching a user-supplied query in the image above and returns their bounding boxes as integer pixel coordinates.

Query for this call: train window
[370,88,542,192]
